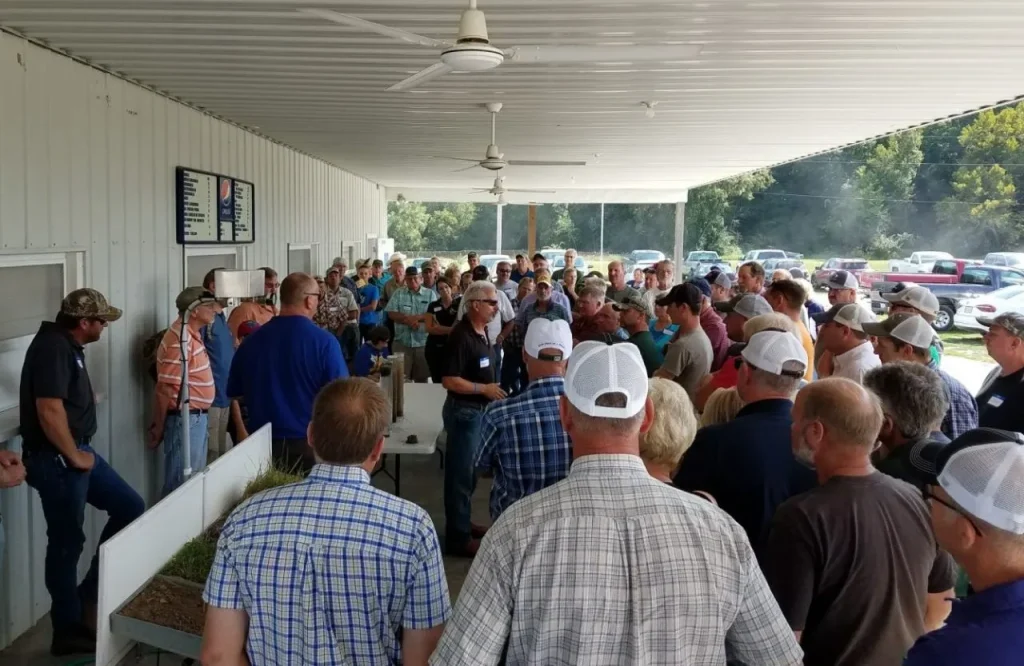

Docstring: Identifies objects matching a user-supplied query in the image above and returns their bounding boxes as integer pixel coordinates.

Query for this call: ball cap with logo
[714,293,774,319]
[826,270,860,290]
[882,285,940,318]
[741,329,807,377]
[612,292,654,320]
[862,313,937,349]
[913,427,1024,535]
[811,302,877,332]
[524,318,573,362]
[564,341,649,419]
[61,288,122,322]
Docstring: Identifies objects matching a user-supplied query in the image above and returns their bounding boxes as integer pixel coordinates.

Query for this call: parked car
[888,251,954,274]
[811,258,871,290]
[982,252,1024,267]
[551,254,590,276]
[682,250,730,277]
[954,285,1024,333]
[740,249,787,264]
[871,265,1024,331]
[763,258,809,280]
[625,249,666,272]
[478,253,512,275]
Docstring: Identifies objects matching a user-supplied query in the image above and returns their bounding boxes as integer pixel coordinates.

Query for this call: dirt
[120,575,207,636]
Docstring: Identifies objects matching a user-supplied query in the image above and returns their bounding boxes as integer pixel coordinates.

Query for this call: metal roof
[2,0,1023,203]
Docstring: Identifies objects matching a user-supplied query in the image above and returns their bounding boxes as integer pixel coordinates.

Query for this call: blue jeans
[442,398,485,548]
[162,412,209,497]
[24,443,145,635]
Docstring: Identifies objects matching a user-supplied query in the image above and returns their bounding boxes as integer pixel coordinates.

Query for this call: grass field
[939,329,990,363]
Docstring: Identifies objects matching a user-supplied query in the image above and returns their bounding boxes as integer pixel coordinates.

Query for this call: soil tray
[111,575,205,660]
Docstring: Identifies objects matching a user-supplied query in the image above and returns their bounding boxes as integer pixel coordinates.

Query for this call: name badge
[988,395,1005,408]
[479,356,490,368]
[329,306,339,313]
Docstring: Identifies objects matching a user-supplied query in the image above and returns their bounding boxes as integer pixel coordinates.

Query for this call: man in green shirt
[615,292,663,377]
[384,266,436,383]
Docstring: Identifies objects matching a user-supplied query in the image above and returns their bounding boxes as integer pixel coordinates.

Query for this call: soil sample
[120,575,206,636]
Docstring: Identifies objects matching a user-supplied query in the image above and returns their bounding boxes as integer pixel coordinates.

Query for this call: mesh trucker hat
[525,318,573,362]
[826,270,860,290]
[741,330,807,377]
[175,287,218,314]
[883,285,940,318]
[916,428,1024,535]
[612,292,654,319]
[564,341,649,419]
[862,313,937,349]
[714,293,773,319]
[812,303,876,332]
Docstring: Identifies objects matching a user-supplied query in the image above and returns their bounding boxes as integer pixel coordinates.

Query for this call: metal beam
[673,199,687,282]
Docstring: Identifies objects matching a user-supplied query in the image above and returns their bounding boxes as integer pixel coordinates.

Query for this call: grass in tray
[241,466,304,500]
[161,535,219,585]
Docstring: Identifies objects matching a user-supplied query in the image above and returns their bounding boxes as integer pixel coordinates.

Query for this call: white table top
[382,383,447,455]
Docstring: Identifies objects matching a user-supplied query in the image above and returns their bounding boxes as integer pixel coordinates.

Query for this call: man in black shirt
[442,280,507,557]
[977,313,1024,433]
[20,288,145,656]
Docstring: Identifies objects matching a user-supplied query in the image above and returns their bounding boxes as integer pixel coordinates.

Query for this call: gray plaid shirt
[431,454,803,666]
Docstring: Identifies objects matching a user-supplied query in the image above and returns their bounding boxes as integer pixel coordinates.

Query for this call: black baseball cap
[655,283,703,309]
[472,265,489,280]
[404,266,420,277]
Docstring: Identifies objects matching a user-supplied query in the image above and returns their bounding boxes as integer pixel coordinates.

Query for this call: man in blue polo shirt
[228,272,346,474]
[201,268,236,461]
[905,428,1024,666]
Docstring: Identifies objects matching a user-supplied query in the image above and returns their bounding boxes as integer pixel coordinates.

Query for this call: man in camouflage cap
[977,313,1024,433]
[20,287,143,655]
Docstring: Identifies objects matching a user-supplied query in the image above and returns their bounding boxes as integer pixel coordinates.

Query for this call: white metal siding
[0,32,386,648]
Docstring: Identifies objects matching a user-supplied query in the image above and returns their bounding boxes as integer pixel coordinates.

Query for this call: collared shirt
[699,306,731,371]
[431,455,803,666]
[929,360,979,439]
[314,286,358,333]
[904,577,1024,666]
[475,376,572,520]
[386,286,437,347]
[831,342,881,384]
[516,291,574,326]
[514,300,572,340]
[227,301,275,342]
[156,319,215,410]
[204,464,451,665]
[456,289,515,343]
[201,313,234,408]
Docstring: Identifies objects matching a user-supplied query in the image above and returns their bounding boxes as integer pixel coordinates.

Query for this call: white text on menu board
[181,171,218,242]
[234,181,254,243]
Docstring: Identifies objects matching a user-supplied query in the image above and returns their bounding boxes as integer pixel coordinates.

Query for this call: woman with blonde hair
[444,265,463,294]
[700,387,745,427]
[639,378,700,484]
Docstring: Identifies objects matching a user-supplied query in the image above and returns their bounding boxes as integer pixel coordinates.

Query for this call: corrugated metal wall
[0,32,386,648]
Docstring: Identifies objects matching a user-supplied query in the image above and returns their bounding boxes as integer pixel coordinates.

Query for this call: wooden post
[527,203,537,257]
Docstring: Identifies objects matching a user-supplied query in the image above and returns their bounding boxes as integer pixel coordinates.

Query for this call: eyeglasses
[476,299,499,306]
[922,486,983,537]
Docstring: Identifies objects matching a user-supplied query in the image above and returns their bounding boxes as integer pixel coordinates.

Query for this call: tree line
[388,102,1024,259]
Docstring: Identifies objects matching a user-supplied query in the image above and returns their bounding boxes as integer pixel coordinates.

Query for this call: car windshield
[777,260,801,269]
[756,250,787,260]
[688,252,719,261]
[631,251,663,262]
[1001,270,1024,286]
[840,260,869,270]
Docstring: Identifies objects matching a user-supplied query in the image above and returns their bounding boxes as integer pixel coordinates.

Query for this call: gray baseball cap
[714,293,773,319]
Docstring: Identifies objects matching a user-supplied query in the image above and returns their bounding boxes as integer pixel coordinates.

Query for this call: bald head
[280,272,318,308]
[796,377,883,450]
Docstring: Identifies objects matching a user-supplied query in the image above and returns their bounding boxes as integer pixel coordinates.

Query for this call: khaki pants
[206,406,232,461]
[393,342,430,383]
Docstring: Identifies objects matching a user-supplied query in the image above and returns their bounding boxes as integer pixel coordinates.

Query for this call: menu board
[176,167,256,245]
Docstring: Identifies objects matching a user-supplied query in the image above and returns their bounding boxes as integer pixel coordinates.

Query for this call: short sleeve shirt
[628,331,665,377]
[976,367,1024,432]
[314,286,358,332]
[660,327,714,399]
[386,286,436,347]
[444,319,497,406]
[358,283,381,326]
[426,298,460,349]
[456,290,515,342]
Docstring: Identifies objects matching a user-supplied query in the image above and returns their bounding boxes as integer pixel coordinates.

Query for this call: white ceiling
[3,0,1024,203]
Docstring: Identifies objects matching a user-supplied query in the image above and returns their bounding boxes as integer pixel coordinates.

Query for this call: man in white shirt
[431,341,803,666]
[812,303,880,383]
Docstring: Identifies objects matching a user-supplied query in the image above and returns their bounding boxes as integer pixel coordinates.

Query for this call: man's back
[204,464,451,665]
[227,315,347,438]
[763,473,956,666]
[433,455,802,666]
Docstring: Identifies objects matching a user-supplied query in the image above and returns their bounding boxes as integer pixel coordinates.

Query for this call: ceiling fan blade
[387,62,454,91]
[508,188,557,194]
[503,44,702,64]
[298,8,451,49]
[421,155,480,163]
[506,159,588,167]
[452,164,482,173]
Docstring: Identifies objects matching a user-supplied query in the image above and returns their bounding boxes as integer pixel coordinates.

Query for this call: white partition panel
[96,424,272,666]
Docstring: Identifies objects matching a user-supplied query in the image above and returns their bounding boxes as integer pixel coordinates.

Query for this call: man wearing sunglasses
[904,428,1024,666]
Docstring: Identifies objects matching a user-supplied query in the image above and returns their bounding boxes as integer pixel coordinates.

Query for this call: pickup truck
[888,251,954,274]
[811,258,871,290]
[869,262,1024,331]
[682,250,730,277]
[859,258,975,290]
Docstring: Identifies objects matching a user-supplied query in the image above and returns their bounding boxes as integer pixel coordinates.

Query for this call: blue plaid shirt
[475,376,573,520]
[931,361,979,440]
[203,464,451,665]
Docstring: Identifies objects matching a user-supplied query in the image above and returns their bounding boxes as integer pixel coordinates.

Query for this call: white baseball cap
[812,303,877,332]
[564,341,649,419]
[524,318,573,361]
[741,330,808,377]
[862,313,936,349]
[826,270,860,290]
[882,285,940,318]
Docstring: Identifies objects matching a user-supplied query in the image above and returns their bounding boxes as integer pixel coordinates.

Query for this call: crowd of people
[3,249,1024,665]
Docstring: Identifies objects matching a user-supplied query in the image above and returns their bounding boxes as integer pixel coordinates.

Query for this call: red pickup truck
[858,259,978,290]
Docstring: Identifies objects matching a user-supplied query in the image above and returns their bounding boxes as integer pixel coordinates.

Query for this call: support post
[599,203,605,260]
[673,200,686,284]
[527,203,537,257]
[495,204,503,255]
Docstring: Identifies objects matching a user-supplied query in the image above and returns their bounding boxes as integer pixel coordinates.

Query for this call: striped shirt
[204,464,451,665]
[156,319,215,409]
[431,455,803,666]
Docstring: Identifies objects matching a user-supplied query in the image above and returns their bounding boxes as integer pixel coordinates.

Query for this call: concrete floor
[0,444,489,665]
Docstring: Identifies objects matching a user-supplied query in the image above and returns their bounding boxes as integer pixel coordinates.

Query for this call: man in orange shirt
[227,267,278,342]
[765,279,816,381]
[150,287,221,496]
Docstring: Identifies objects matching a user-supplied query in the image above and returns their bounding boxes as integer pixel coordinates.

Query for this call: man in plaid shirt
[432,342,802,666]
[201,378,450,665]
[476,318,574,520]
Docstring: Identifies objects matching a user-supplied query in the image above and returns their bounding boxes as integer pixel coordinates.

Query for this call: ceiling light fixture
[641,101,659,118]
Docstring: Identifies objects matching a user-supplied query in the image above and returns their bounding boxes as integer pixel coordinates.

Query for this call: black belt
[167,408,209,416]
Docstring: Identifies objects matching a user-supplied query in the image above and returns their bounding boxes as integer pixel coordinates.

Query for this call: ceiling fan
[299,1,702,92]
[434,102,586,172]
[473,175,555,205]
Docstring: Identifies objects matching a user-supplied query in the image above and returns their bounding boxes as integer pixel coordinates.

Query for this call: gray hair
[567,392,644,436]
[579,285,607,302]
[748,365,803,396]
[640,379,699,468]
[463,280,497,303]
[862,362,948,439]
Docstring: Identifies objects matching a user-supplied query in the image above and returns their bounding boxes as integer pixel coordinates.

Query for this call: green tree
[687,169,774,254]
[387,200,429,251]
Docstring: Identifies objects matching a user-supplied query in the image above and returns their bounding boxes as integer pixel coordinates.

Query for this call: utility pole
[599,203,605,260]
